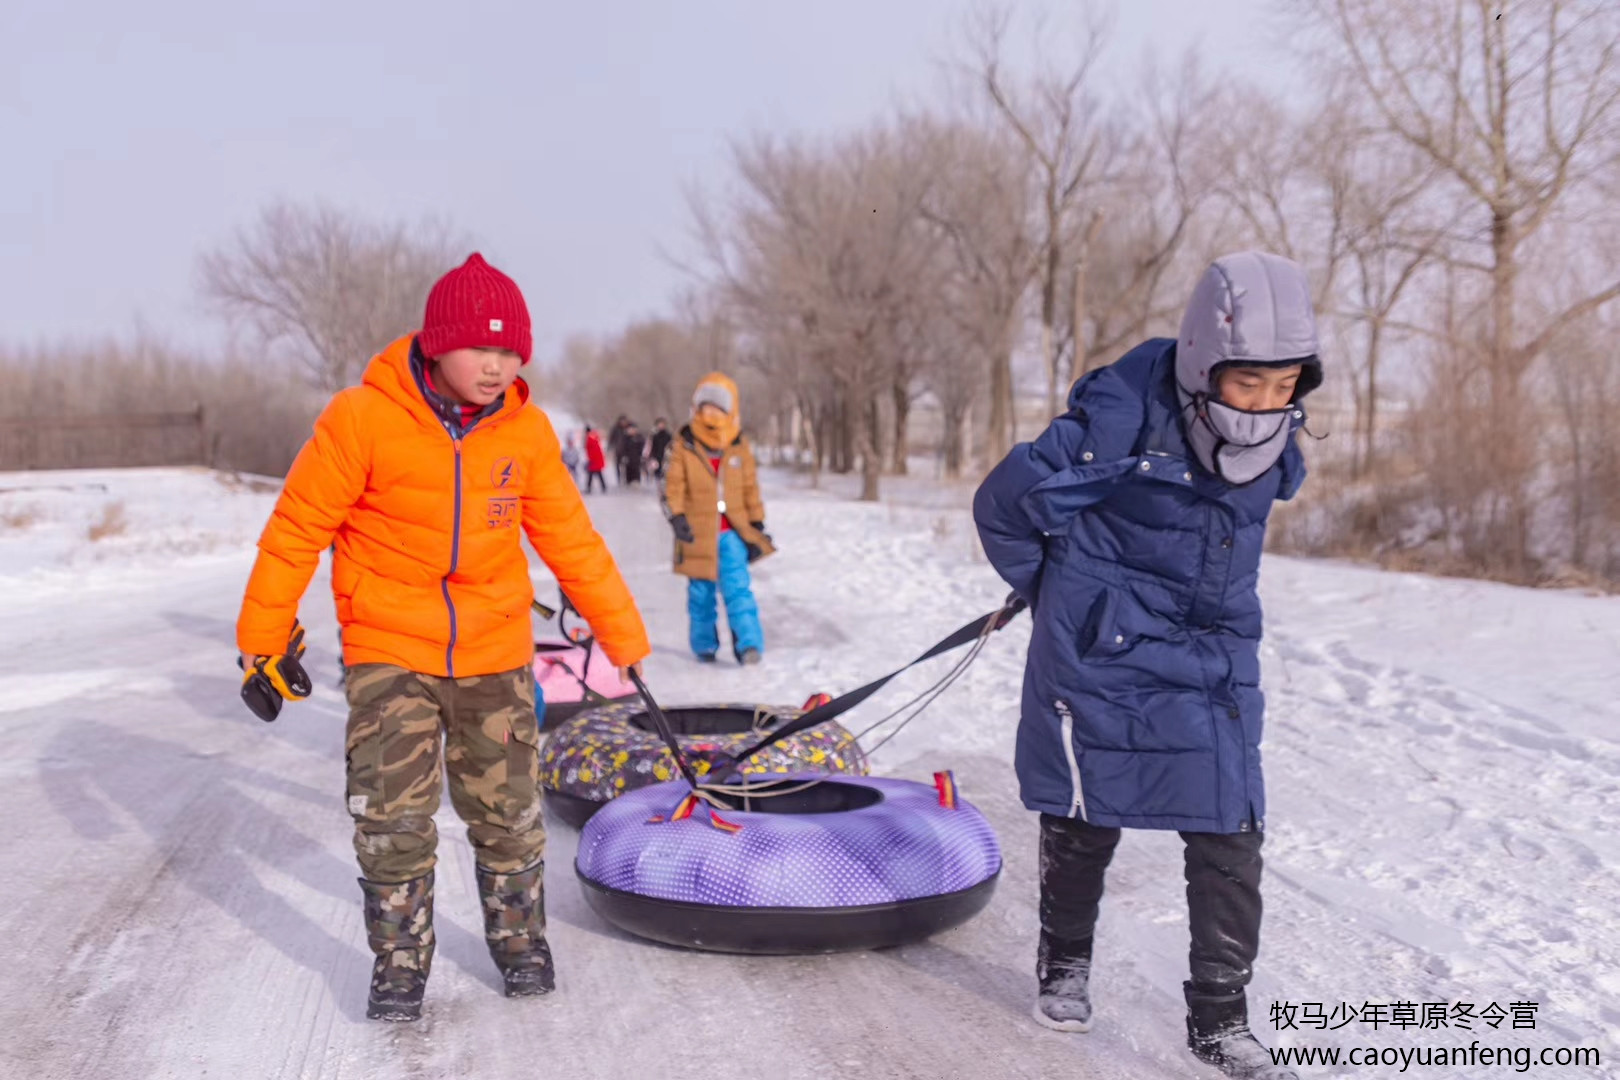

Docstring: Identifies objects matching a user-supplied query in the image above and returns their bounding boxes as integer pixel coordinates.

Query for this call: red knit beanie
[418,253,533,363]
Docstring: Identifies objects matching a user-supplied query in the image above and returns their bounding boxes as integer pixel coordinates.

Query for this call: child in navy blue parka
[974,252,1323,1080]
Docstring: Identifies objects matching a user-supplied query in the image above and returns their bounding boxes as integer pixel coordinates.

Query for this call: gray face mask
[1177,385,1297,486]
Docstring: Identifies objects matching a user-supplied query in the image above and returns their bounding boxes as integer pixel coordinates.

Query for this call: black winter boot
[358,872,435,1022]
[477,860,555,997]
[1185,984,1298,1080]
[1033,932,1094,1031]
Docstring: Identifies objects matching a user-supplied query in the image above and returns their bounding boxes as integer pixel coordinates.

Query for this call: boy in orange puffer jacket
[236,253,650,1022]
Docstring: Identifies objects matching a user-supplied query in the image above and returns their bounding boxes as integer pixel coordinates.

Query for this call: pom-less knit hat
[692,381,734,414]
[418,253,532,363]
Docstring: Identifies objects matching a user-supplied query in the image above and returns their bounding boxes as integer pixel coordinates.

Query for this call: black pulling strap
[629,669,700,789]
[725,595,1027,764]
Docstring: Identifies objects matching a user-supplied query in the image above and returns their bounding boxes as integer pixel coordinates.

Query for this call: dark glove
[239,622,312,723]
[746,521,772,563]
[669,513,695,543]
[990,591,1029,631]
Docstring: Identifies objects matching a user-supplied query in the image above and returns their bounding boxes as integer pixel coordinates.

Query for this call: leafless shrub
[87,500,128,542]
[1,504,42,530]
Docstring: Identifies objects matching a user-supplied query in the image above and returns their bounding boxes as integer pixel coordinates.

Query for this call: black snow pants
[1039,814,1264,993]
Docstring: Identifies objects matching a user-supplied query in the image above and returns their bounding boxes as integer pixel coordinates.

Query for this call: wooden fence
[0,406,216,471]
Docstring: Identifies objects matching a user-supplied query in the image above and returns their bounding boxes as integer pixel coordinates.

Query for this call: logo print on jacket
[487,497,519,528]
[491,457,520,489]
[488,458,521,527]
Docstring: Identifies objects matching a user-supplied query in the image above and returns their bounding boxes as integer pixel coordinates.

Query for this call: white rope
[832,611,999,756]
[858,635,989,759]
[691,611,1001,804]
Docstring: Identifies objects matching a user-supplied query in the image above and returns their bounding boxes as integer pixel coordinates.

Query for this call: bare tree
[550,332,604,419]
[917,305,987,478]
[918,118,1039,471]
[1072,54,1218,377]
[692,124,941,500]
[969,4,1123,424]
[200,201,467,391]
[1544,316,1620,576]
[1308,0,1620,570]
[1210,81,1452,478]
[688,139,849,477]
[1346,0,1620,375]
[1340,151,1452,479]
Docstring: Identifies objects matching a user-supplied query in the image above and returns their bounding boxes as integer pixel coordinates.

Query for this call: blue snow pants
[687,530,764,659]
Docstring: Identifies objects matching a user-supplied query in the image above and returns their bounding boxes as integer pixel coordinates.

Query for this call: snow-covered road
[1,466,1616,1079]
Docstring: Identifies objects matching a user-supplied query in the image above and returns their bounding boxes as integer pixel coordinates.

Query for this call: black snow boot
[359,872,435,1022]
[477,860,555,997]
[1033,931,1094,1031]
[1186,984,1298,1080]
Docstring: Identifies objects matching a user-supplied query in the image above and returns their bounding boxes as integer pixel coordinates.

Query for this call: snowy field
[1,462,1617,1079]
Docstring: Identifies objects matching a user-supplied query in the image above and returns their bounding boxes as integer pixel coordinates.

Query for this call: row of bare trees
[0,336,323,476]
[1278,0,1620,582]
[549,307,751,435]
[2,201,466,476]
[7,2,1615,584]
[561,10,1243,500]
[555,0,1620,585]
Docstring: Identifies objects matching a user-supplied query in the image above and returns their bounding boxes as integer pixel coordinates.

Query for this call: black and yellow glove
[239,622,313,722]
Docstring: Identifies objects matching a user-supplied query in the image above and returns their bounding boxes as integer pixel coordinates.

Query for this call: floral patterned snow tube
[539,700,869,828]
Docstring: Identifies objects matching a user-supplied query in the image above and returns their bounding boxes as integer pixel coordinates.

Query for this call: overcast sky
[3,0,1295,361]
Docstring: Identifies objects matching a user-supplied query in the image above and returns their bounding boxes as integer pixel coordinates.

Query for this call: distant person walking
[561,432,583,487]
[620,422,647,487]
[584,426,608,494]
[647,418,672,483]
[607,415,630,485]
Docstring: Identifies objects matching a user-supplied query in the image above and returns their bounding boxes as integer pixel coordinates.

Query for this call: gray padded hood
[1174,252,1322,485]
[1177,251,1320,392]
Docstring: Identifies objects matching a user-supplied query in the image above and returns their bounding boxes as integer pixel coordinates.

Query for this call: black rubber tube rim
[538,695,636,732]
[575,865,1001,955]
[543,788,604,830]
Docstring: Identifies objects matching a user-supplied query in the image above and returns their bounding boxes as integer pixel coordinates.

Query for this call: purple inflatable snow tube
[574,774,1002,953]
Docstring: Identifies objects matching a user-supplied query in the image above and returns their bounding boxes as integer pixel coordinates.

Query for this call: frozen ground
[0,462,1616,1079]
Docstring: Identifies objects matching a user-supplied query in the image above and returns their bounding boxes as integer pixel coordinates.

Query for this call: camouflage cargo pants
[343,663,545,882]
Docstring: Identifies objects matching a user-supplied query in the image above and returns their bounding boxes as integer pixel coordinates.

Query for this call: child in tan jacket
[662,373,774,663]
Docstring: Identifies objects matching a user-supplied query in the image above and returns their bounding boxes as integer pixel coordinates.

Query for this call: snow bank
[0,467,281,600]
